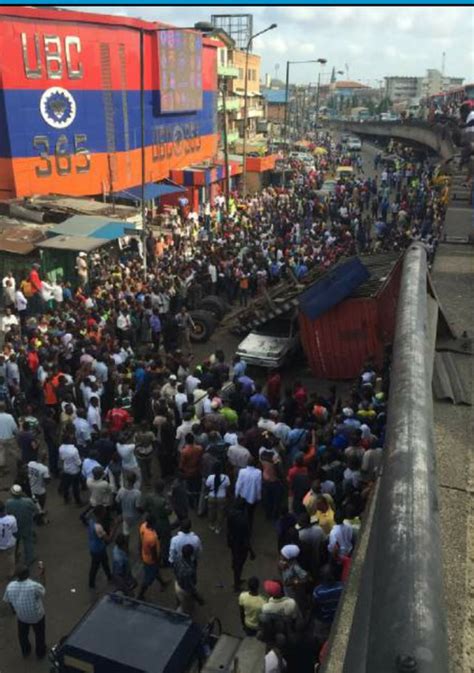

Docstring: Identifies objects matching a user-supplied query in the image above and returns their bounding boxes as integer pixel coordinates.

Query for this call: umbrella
[313,147,328,156]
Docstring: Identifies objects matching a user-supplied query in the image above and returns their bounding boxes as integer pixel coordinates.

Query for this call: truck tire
[197,295,229,321]
[189,310,217,343]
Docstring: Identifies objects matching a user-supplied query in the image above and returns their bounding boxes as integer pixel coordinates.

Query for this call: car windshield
[254,318,292,337]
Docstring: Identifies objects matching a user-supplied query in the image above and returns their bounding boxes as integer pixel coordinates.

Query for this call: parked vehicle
[236,313,300,369]
[49,594,264,673]
[346,137,362,151]
[315,179,338,197]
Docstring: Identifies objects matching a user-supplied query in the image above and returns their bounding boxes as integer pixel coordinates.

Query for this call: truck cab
[50,594,264,673]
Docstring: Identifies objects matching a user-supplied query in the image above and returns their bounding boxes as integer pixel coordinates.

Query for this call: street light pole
[221,79,230,212]
[314,58,327,129]
[241,23,277,198]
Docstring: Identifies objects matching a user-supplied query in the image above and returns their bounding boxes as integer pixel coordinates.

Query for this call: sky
[72,6,474,86]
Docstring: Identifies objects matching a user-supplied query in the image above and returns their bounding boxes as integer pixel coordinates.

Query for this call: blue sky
[70,6,474,86]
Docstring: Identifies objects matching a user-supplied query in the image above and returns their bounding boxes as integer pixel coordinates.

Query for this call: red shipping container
[299,257,402,380]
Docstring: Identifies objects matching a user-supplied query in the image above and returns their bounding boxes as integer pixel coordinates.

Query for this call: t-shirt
[87,478,113,507]
[0,514,17,550]
[116,487,141,521]
[205,474,230,499]
[265,650,287,673]
[238,591,266,630]
[27,461,50,496]
[117,443,138,470]
[59,444,81,475]
[140,523,160,565]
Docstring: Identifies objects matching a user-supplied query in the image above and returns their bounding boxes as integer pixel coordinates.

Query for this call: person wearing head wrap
[279,542,310,613]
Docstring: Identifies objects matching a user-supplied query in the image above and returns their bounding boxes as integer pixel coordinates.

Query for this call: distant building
[385,69,464,102]
[261,89,287,125]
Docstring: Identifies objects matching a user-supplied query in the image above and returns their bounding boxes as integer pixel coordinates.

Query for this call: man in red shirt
[28,263,43,315]
[178,434,203,509]
[105,406,133,434]
[266,369,281,410]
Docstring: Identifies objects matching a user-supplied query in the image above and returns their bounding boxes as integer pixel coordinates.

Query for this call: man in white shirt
[59,439,82,505]
[169,519,202,565]
[0,500,17,582]
[185,372,201,396]
[14,288,28,318]
[174,384,188,420]
[0,308,19,334]
[86,397,102,432]
[116,436,141,488]
[0,401,18,475]
[27,454,50,515]
[73,411,92,450]
[235,457,262,532]
[328,512,354,557]
[51,280,63,306]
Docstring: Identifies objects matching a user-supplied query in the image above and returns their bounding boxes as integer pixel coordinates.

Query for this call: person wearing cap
[161,374,178,404]
[261,579,299,623]
[76,251,88,288]
[6,485,37,566]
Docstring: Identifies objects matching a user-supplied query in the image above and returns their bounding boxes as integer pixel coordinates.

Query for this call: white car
[236,314,300,369]
[346,137,362,151]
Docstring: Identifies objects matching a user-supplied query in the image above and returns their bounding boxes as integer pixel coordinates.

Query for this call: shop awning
[116,181,186,201]
[51,216,136,240]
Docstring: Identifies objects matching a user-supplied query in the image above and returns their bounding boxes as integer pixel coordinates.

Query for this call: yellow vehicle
[336,165,354,180]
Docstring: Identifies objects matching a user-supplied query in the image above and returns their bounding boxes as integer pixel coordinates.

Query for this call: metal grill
[100,43,116,168]
[118,43,132,182]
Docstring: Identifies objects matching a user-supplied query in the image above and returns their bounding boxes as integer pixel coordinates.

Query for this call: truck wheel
[190,310,217,343]
[197,296,229,321]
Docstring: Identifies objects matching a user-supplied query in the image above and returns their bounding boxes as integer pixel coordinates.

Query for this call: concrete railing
[323,244,448,673]
[340,120,457,161]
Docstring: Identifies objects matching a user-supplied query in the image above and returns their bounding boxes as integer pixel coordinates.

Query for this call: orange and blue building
[0,6,220,200]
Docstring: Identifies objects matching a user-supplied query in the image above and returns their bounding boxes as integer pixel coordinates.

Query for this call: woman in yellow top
[314,495,335,535]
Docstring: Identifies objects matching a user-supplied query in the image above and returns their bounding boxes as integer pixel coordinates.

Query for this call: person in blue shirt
[313,564,343,624]
[232,355,247,379]
[249,385,270,415]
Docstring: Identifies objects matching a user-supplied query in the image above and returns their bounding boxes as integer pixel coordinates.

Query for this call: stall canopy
[50,216,136,240]
[115,180,186,201]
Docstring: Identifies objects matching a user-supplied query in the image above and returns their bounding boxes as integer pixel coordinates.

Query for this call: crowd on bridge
[0,131,449,671]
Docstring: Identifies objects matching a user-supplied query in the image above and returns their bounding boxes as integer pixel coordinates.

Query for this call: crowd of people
[0,131,448,671]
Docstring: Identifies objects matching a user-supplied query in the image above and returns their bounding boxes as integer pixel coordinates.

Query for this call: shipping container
[299,254,402,380]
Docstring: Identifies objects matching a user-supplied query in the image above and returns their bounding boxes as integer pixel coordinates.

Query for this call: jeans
[61,472,81,505]
[89,549,112,588]
[17,616,46,658]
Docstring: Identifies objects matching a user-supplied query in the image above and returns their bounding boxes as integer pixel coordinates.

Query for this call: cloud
[65,6,474,83]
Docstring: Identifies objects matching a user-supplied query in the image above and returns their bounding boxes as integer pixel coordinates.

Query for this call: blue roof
[261,89,287,104]
[116,181,185,201]
[51,215,136,241]
[299,258,371,321]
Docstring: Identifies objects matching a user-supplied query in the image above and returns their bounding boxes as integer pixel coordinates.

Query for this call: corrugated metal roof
[116,181,185,201]
[0,220,47,255]
[262,89,287,104]
[37,236,109,252]
[432,352,472,405]
[51,215,135,239]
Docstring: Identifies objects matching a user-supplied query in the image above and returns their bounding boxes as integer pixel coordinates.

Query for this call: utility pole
[221,80,230,212]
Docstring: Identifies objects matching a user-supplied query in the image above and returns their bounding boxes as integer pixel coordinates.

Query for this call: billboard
[158,29,203,113]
